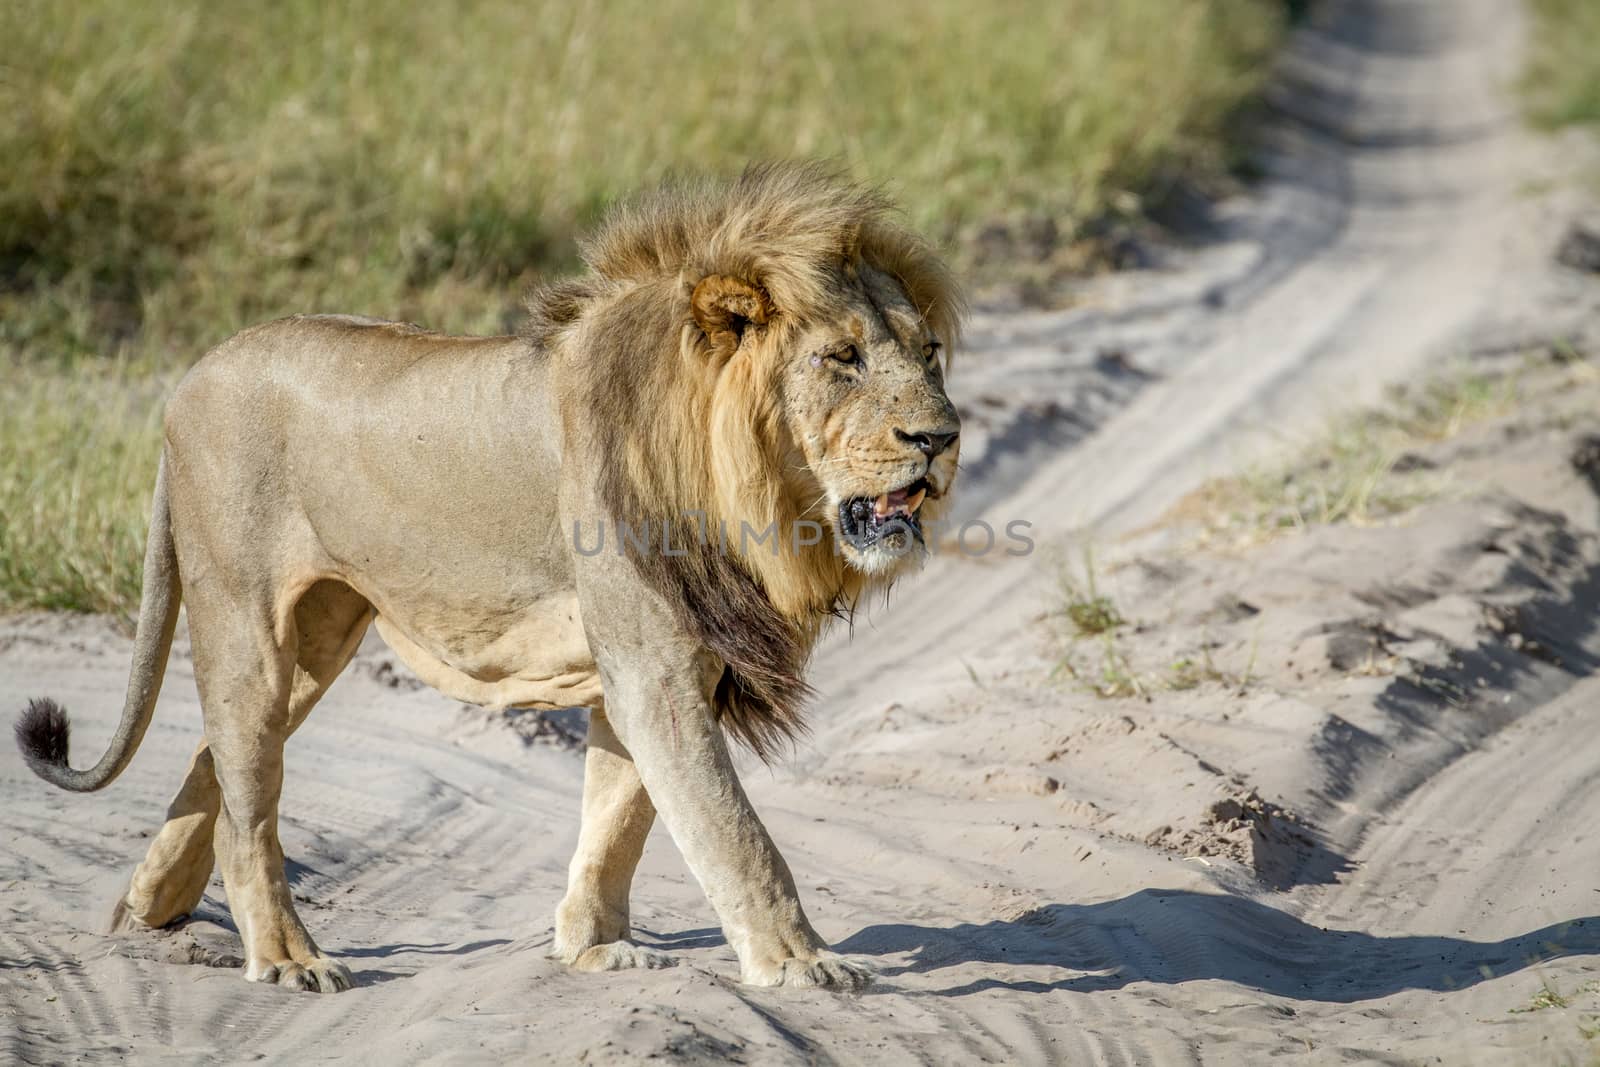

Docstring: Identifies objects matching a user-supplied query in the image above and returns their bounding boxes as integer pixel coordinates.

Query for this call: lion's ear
[691,275,772,361]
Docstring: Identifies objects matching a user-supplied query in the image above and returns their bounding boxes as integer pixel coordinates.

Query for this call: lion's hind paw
[570,940,677,972]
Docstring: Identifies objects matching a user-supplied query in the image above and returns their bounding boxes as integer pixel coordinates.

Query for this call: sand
[6,0,1600,1063]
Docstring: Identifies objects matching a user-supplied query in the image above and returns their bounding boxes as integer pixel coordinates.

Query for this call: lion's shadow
[835,889,1600,1001]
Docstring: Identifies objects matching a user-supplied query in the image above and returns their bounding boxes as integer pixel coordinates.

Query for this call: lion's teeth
[874,493,892,517]
[906,488,928,513]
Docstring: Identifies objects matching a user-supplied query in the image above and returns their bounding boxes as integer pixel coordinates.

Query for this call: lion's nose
[895,427,959,458]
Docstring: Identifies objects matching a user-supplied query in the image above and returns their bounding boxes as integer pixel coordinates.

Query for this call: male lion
[14,162,962,993]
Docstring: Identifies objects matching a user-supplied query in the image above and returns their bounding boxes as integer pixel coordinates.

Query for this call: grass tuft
[1509,977,1600,1014]
[1058,546,1126,639]
[1169,647,1233,692]
[1052,545,1147,699]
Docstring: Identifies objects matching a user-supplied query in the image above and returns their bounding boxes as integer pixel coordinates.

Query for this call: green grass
[1,0,1284,365]
[1525,0,1600,128]
[0,0,1286,616]
[0,360,170,618]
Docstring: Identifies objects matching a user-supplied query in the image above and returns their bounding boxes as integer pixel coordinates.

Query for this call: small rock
[1390,451,1437,473]
[1202,595,1260,624]
[1207,797,1247,824]
[1570,434,1600,495]
[1555,222,1600,274]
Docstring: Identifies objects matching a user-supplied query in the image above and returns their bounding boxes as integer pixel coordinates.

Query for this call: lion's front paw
[567,940,676,972]
[751,952,874,991]
[245,956,354,993]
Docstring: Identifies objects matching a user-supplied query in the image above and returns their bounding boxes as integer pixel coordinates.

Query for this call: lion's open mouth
[838,477,931,552]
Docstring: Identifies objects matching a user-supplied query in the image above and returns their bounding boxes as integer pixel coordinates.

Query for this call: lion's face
[778,264,960,577]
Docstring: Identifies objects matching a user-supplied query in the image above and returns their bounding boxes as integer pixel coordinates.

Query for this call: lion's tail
[14,455,182,792]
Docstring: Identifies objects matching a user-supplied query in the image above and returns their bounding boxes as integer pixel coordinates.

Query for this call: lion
[13,161,963,993]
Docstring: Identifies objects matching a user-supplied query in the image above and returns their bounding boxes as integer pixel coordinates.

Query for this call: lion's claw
[762,953,875,991]
[246,957,354,993]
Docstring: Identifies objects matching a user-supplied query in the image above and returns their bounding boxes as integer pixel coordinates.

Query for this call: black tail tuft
[15,698,71,779]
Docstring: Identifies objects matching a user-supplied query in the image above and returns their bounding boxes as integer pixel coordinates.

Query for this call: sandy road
[4,0,1600,1063]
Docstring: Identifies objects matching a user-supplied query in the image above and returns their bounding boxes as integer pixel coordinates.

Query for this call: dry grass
[0,0,1285,615]
[1058,366,1543,702]
[1508,977,1599,1014]
[1170,368,1524,551]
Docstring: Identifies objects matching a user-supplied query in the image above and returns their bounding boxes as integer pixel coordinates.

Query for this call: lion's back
[161,314,557,553]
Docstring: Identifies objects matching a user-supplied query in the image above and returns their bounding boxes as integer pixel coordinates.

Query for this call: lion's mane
[522,162,964,757]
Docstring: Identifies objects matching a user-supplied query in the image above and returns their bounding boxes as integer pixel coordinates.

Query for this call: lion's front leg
[600,663,870,991]
[551,707,673,972]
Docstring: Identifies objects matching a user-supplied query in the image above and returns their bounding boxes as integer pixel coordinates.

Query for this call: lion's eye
[829,345,861,367]
[924,340,942,362]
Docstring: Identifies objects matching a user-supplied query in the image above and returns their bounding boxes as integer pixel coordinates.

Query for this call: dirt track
[5,1,1600,1063]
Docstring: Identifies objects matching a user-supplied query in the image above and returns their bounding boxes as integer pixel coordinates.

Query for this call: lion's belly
[371,599,602,711]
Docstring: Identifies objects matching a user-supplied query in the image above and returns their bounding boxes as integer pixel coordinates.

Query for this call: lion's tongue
[874,488,912,518]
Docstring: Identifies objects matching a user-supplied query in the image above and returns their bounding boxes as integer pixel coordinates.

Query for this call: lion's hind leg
[202,629,347,992]
[171,581,370,992]
[112,581,371,949]
[551,708,673,972]
[112,741,222,932]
